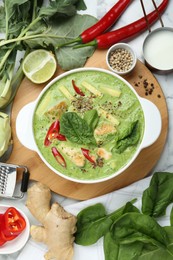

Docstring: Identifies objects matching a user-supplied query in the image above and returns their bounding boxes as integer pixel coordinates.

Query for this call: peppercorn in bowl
[106,43,137,75]
[16,68,161,184]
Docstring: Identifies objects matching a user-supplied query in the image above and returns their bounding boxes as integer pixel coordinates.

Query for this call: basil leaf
[142,172,173,217]
[83,109,99,130]
[60,112,96,145]
[114,120,140,153]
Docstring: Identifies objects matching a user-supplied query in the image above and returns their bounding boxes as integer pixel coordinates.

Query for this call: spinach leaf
[60,112,96,145]
[170,207,173,226]
[137,227,173,259]
[75,200,137,246]
[113,120,140,153]
[83,109,99,130]
[104,233,144,260]
[75,203,111,245]
[142,172,173,217]
[110,212,169,248]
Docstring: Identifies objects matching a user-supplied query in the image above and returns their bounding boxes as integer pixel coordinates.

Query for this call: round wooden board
[8,49,168,200]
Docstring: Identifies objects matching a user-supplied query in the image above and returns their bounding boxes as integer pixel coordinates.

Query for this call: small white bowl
[106,43,137,75]
[0,205,30,255]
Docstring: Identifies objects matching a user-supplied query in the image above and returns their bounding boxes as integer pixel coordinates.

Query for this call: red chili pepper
[75,0,168,49]
[59,0,132,46]
[2,207,26,237]
[80,0,132,43]
[72,80,85,96]
[81,148,96,165]
[0,214,6,246]
[44,120,66,146]
[52,147,66,168]
[0,232,6,246]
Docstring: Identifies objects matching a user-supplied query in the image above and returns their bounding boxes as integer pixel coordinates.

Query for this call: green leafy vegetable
[114,120,140,153]
[60,112,96,145]
[83,109,99,130]
[104,233,144,260]
[23,15,97,70]
[142,172,173,217]
[75,199,137,246]
[0,0,97,109]
[75,172,173,259]
[111,212,169,248]
[0,112,11,157]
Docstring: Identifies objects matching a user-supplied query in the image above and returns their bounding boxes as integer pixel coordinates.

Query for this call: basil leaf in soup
[114,120,140,153]
[60,112,96,145]
[83,109,99,130]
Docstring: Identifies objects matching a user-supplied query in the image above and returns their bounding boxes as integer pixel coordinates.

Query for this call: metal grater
[0,162,29,199]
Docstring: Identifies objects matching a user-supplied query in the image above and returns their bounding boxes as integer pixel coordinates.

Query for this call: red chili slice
[81,148,96,166]
[44,120,66,146]
[52,147,66,168]
[72,80,85,96]
[3,207,26,237]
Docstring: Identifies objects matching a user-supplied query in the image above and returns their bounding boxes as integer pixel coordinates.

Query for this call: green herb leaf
[60,112,96,145]
[104,233,144,260]
[75,203,112,246]
[114,120,140,153]
[111,212,169,248]
[83,109,99,130]
[142,172,173,217]
[39,0,80,18]
[75,199,137,246]
[24,14,97,70]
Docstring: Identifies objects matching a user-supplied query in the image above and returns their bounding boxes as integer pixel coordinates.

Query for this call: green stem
[73,40,97,49]
[0,49,13,71]
[0,33,65,47]
[166,248,173,257]
[108,198,137,221]
[4,1,9,40]
[32,0,38,20]
[17,16,42,39]
[57,36,82,48]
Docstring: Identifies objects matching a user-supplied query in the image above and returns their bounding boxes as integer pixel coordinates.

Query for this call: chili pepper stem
[73,40,97,49]
[57,36,82,48]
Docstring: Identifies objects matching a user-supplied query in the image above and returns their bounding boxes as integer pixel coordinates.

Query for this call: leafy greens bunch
[0,0,97,109]
[75,172,173,260]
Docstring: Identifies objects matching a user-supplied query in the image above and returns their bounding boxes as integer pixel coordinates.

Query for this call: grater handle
[20,170,30,193]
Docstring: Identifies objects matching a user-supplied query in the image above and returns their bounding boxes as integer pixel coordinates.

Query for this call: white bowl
[16,68,161,184]
[106,43,137,75]
[0,205,30,254]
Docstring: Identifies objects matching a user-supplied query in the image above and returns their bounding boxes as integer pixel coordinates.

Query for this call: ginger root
[26,182,77,260]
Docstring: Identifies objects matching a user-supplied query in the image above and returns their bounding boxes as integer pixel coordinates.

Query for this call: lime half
[22,49,57,84]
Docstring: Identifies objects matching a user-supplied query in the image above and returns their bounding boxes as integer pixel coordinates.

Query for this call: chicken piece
[95,123,116,136]
[60,144,85,167]
[97,148,112,160]
[45,101,67,121]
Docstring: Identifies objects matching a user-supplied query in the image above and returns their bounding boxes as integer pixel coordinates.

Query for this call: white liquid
[144,29,173,70]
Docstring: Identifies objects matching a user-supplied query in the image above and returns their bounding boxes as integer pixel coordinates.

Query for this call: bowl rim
[31,67,147,184]
[106,43,137,75]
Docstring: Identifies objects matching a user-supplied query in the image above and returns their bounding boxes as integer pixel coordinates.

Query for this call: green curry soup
[33,70,144,180]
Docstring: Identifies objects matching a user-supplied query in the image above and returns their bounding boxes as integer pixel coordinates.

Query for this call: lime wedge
[22,49,57,84]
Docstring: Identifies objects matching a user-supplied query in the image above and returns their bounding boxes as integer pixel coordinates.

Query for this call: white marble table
[1,0,173,259]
